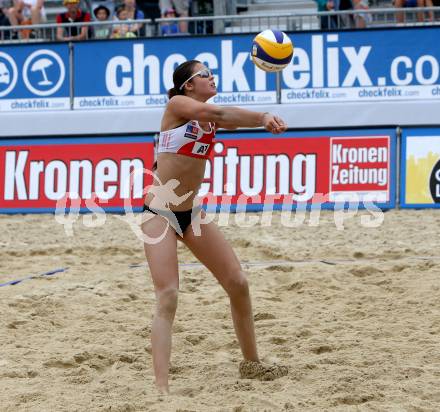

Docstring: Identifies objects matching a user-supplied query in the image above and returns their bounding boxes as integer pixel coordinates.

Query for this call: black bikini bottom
[142,204,202,237]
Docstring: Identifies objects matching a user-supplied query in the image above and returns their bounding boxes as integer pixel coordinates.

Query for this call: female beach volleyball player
[141,60,288,393]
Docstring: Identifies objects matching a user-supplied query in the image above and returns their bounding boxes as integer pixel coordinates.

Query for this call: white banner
[282,85,440,104]
[0,97,69,112]
[73,94,169,110]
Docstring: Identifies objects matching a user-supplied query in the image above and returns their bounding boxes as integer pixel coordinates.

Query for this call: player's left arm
[216,109,287,134]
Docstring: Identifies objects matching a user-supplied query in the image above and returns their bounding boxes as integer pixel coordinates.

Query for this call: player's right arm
[167,95,287,134]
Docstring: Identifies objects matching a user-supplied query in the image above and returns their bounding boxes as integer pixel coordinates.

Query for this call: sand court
[1,210,439,411]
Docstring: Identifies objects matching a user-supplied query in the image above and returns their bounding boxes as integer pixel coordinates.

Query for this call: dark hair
[167,60,200,99]
[94,5,110,18]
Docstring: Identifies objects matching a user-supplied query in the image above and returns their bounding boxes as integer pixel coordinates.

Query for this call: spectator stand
[1,5,440,42]
[190,0,213,34]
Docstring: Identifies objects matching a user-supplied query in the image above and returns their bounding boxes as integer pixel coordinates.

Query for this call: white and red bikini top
[157,120,216,159]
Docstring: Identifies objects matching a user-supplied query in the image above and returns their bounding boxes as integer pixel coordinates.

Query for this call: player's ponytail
[167,87,181,99]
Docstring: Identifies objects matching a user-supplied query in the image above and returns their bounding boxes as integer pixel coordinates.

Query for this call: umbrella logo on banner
[0,52,18,98]
[31,58,53,86]
[23,49,66,97]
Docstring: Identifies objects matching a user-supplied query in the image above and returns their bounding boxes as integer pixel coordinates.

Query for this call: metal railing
[1,7,440,43]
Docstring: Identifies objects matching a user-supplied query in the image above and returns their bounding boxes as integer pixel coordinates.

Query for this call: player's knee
[156,287,178,316]
[225,271,249,298]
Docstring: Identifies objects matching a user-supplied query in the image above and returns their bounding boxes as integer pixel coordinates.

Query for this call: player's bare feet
[155,382,170,395]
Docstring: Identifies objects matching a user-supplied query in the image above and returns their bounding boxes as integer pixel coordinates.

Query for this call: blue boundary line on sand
[0,268,68,287]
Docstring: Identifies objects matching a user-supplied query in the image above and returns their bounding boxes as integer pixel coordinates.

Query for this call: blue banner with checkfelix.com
[0,43,70,112]
[1,27,439,112]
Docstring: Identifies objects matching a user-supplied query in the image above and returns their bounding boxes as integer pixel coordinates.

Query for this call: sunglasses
[179,68,213,90]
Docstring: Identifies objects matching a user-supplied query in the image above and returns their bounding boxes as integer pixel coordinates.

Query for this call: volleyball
[251,29,294,72]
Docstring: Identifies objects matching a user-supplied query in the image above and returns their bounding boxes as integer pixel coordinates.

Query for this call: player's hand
[262,113,287,134]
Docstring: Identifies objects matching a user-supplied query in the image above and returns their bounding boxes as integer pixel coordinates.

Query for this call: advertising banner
[0,129,395,214]
[1,28,439,112]
[72,27,440,110]
[202,129,396,211]
[400,128,440,208]
[282,27,440,104]
[0,43,70,112]
[0,136,154,213]
[73,37,277,110]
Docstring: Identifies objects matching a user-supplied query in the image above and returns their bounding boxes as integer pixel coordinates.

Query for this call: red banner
[330,136,390,200]
[200,134,392,207]
[0,138,154,211]
[0,133,393,212]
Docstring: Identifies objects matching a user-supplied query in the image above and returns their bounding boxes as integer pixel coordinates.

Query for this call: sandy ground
[0,209,439,412]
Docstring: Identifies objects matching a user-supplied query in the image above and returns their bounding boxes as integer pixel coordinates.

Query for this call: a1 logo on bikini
[192,142,210,155]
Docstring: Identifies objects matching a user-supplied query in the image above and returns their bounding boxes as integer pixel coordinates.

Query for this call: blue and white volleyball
[251,29,294,72]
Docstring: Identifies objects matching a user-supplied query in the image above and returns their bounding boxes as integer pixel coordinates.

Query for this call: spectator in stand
[316,0,371,29]
[0,0,12,40]
[394,0,434,23]
[7,0,45,38]
[111,5,137,37]
[93,4,111,38]
[134,0,159,35]
[56,0,91,41]
[314,0,338,29]
[123,0,144,34]
[159,0,189,33]
[327,0,368,28]
[352,0,371,28]
[136,0,160,20]
[333,0,356,27]
[7,0,45,26]
[160,6,179,35]
[91,0,115,20]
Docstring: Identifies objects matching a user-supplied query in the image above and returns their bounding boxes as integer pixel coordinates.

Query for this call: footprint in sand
[185,276,203,286]
[286,281,305,292]
[239,360,288,381]
[263,296,282,302]
[174,387,197,398]
[134,326,151,338]
[254,312,276,321]
[1,370,39,378]
[266,265,293,273]
[270,337,287,345]
[349,266,381,278]
[296,329,312,338]
[185,335,206,345]
[334,392,375,406]
[43,359,77,369]
[6,320,28,329]
[169,364,192,375]
[310,345,333,355]
[235,239,251,248]
[65,373,94,385]
[353,251,365,258]
[73,351,92,364]
[392,264,408,273]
